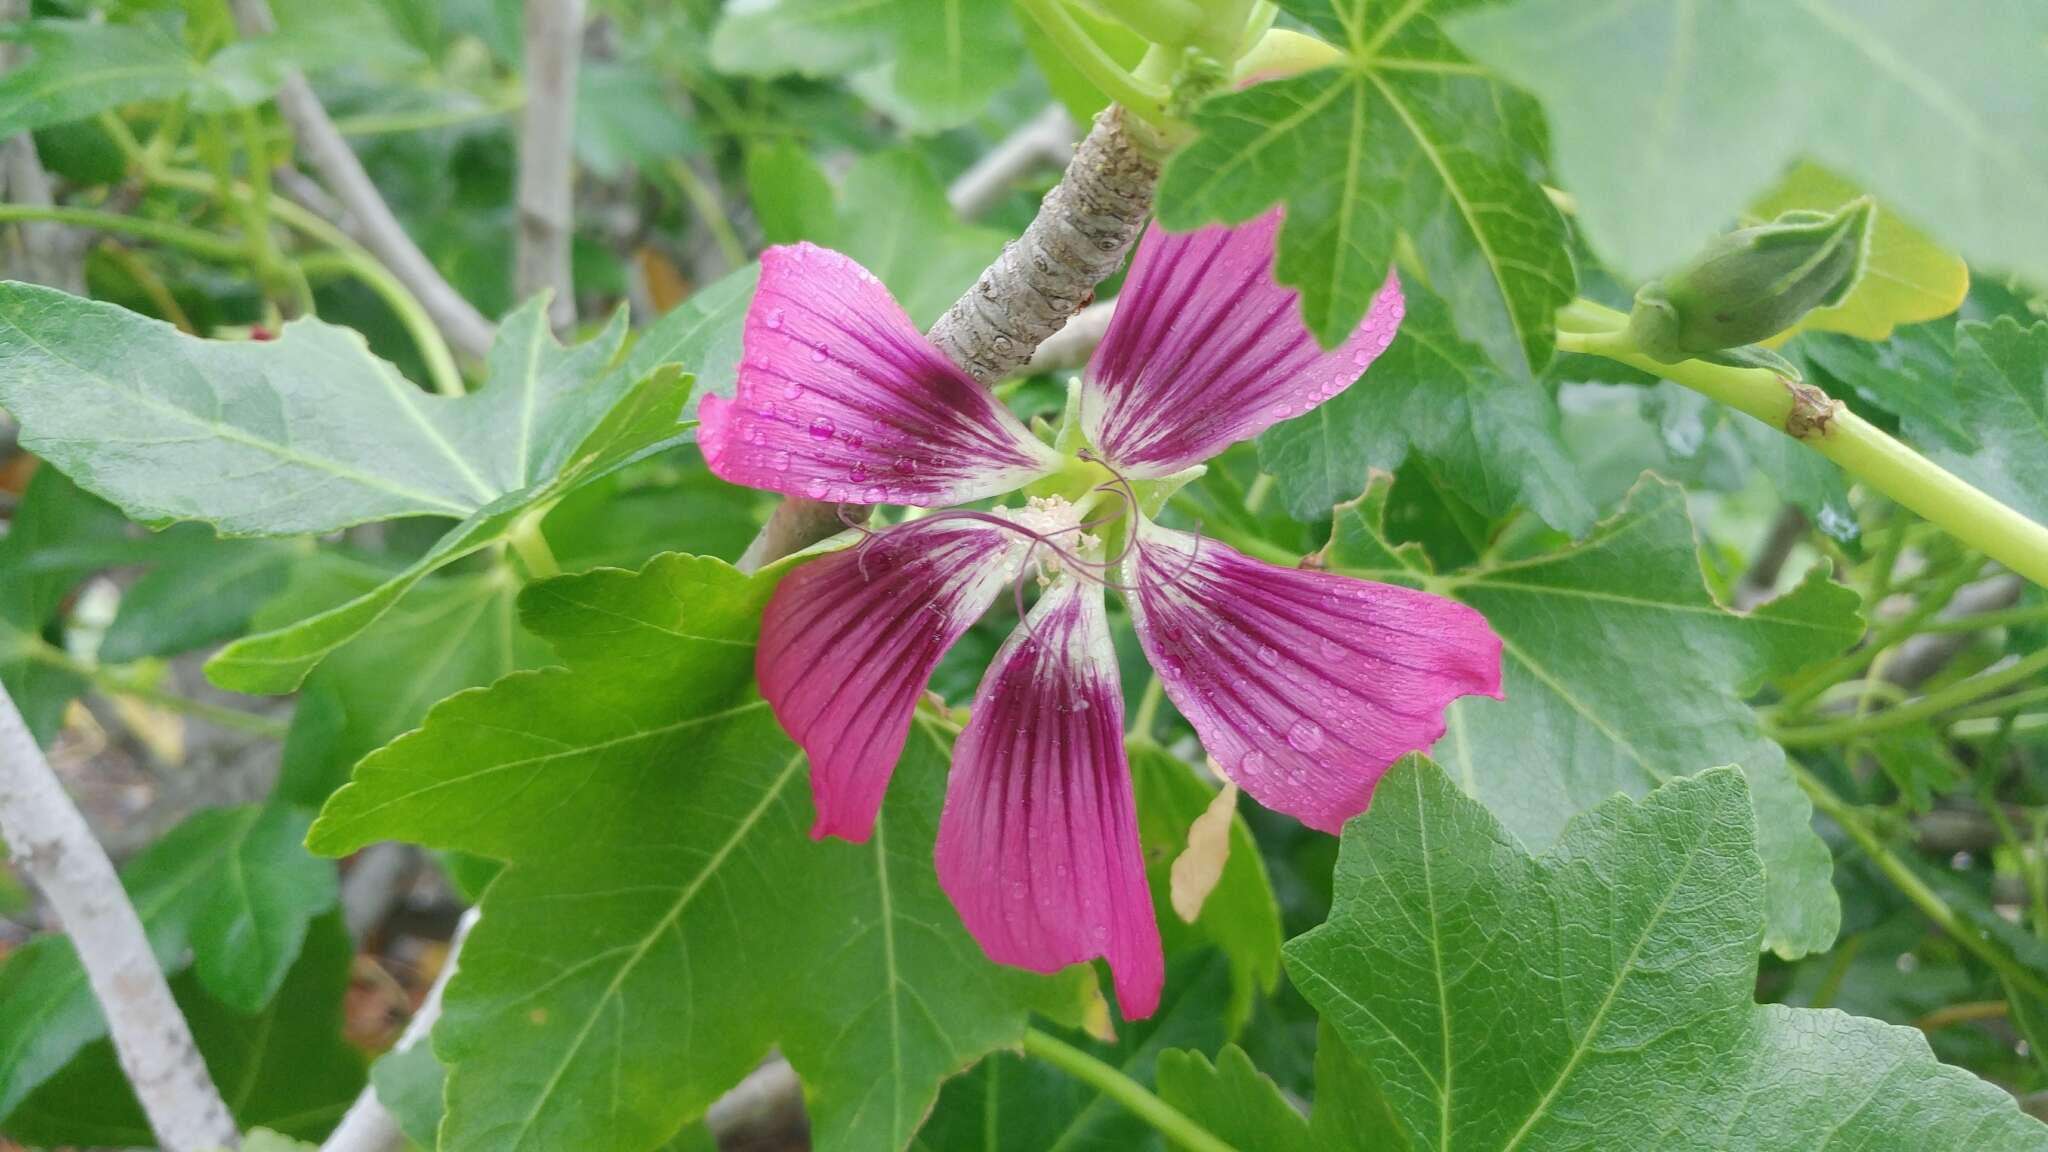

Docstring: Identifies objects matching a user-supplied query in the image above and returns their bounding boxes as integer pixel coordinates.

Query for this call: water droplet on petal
[1162,657,1185,680]
[1318,635,1345,659]
[809,416,836,441]
[1286,720,1325,753]
[1239,750,1267,776]
[843,432,864,450]
[811,343,830,362]
[805,479,828,499]
[1255,644,1280,667]
[893,456,918,475]
[771,451,791,472]
[765,308,784,329]
[783,381,805,400]
[850,464,869,483]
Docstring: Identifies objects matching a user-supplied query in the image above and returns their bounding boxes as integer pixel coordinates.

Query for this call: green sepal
[1628,196,1875,362]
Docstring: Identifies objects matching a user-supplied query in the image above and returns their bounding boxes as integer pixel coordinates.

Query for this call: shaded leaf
[1259,282,1593,530]
[309,553,1084,1152]
[1448,0,2048,289]
[0,806,337,1118]
[1323,476,1861,956]
[1158,1,1574,371]
[1270,759,2048,1149]
[710,0,1021,132]
[3,914,364,1146]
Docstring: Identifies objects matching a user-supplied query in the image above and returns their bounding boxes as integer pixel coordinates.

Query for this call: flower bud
[1626,196,1876,363]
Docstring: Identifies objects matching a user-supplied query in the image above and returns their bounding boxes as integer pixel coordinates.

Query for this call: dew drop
[1162,657,1185,680]
[1286,720,1325,753]
[771,451,791,472]
[765,308,784,329]
[783,381,805,400]
[1255,644,1280,667]
[811,343,830,362]
[864,485,886,502]
[827,485,849,502]
[805,479,828,499]
[1239,750,1267,776]
[1318,635,1345,660]
[850,464,870,483]
[843,432,864,450]
[808,416,836,441]
[893,456,918,475]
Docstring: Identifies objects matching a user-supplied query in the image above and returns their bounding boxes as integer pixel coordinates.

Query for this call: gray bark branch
[738,107,1161,574]
[0,686,239,1151]
[515,0,584,330]
[226,0,497,362]
[0,0,86,293]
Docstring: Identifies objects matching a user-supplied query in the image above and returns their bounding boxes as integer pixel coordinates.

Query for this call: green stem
[666,160,747,272]
[1020,1028,1237,1152]
[1808,932,1862,1009]
[1915,603,2048,634]
[1776,558,1983,715]
[1094,0,1206,46]
[1772,648,2048,747]
[1557,306,2048,590]
[1242,473,1273,516]
[509,516,562,579]
[27,646,289,740]
[334,96,523,137]
[148,167,467,397]
[1950,684,2048,723]
[1795,764,2048,1003]
[1130,674,1165,740]
[0,204,246,262]
[1015,0,1173,126]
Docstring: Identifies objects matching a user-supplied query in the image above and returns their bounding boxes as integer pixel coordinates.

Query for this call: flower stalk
[1020,1028,1239,1152]
[1557,299,2048,590]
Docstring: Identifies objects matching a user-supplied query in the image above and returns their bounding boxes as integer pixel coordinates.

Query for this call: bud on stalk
[1627,197,1876,363]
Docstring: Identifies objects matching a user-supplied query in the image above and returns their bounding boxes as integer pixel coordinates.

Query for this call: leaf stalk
[1020,1027,1238,1152]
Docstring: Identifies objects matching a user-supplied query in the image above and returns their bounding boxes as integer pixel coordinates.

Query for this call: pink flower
[700,213,1503,1019]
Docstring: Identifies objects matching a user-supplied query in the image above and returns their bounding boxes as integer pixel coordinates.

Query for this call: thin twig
[320,908,479,1152]
[946,105,1078,221]
[1734,506,1808,610]
[514,0,584,331]
[225,0,497,362]
[0,684,240,1151]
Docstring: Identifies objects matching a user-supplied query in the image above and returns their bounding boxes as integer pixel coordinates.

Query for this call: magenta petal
[1081,212,1405,476]
[937,580,1164,1019]
[1128,524,1503,833]
[700,243,1059,505]
[760,518,1027,842]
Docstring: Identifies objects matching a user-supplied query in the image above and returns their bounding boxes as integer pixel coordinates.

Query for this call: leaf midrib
[501,748,806,1152]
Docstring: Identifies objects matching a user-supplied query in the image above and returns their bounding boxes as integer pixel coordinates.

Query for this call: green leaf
[271,562,549,808]
[1267,758,2048,1150]
[3,913,365,1147]
[309,553,1085,1152]
[1155,1044,1312,1152]
[1258,282,1594,530]
[0,291,626,534]
[1446,0,2048,289]
[1128,743,1282,1034]
[0,804,337,1118]
[1323,475,1860,956]
[745,141,840,246]
[575,60,700,179]
[0,469,132,744]
[913,952,1237,1152]
[0,20,217,137]
[1750,164,1970,342]
[709,0,1021,132]
[1156,2,1575,372]
[157,305,712,688]
[98,534,303,664]
[622,262,758,418]
[1933,318,2048,526]
[740,148,1007,329]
